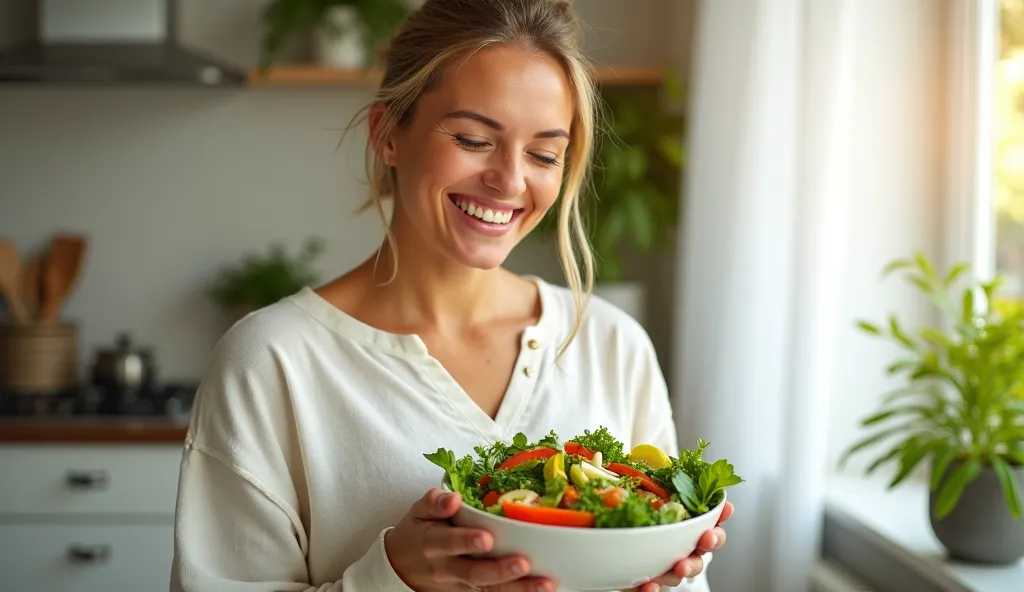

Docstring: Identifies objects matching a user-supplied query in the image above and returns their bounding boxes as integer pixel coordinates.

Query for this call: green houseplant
[209,236,326,318]
[259,0,408,70]
[839,252,1024,563]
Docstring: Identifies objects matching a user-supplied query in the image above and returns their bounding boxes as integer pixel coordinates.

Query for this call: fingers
[412,488,463,520]
[681,554,705,580]
[488,577,557,592]
[716,501,734,526]
[695,526,727,554]
[435,555,538,589]
[422,523,493,558]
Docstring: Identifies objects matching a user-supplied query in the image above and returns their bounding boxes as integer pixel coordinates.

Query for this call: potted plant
[259,0,409,70]
[208,236,326,320]
[839,252,1024,564]
[534,76,686,323]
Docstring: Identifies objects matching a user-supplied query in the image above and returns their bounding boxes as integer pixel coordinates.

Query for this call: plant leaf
[933,458,982,519]
[990,454,1023,520]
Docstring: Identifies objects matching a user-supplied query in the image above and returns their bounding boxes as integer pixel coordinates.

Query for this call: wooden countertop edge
[0,419,189,443]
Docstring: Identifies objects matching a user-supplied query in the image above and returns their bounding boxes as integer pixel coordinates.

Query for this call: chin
[449,246,514,271]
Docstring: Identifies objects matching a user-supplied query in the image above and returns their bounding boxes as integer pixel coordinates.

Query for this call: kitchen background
[3,1,1024,592]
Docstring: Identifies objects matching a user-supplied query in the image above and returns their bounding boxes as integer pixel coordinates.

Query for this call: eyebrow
[443,110,570,140]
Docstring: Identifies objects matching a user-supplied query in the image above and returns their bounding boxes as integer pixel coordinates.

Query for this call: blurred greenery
[209,236,326,316]
[535,76,687,283]
[259,0,408,70]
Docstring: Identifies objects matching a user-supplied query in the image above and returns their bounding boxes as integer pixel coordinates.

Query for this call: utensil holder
[0,322,78,393]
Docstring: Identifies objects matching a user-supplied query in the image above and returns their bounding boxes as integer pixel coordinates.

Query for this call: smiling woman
[168,2,732,592]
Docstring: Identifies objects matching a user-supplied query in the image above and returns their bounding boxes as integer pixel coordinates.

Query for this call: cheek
[530,170,565,213]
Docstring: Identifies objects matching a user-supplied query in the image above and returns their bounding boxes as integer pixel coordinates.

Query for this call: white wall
[0,0,688,383]
[824,0,950,473]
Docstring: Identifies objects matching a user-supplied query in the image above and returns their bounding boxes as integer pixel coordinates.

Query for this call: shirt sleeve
[171,445,415,592]
[169,315,416,592]
[625,325,715,592]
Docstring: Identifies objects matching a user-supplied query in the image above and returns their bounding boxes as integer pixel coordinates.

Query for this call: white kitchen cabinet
[0,443,183,592]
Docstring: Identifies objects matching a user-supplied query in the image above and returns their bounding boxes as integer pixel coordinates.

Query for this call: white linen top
[169,277,711,592]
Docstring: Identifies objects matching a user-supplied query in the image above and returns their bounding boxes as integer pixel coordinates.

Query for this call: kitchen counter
[0,417,189,443]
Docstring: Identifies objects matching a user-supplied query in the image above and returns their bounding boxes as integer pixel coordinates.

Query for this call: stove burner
[0,382,197,420]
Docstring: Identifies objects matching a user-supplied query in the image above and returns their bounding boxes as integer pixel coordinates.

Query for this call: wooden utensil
[39,234,88,324]
[0,239,29,324]
[20,256,41,321]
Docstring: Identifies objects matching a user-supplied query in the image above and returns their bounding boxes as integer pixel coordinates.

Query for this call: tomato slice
[482,490,500,507]
[502,502,595,527]
[597,487,628,508]
[559,485,579,509]
[497,447,559,471]
[605,463,671,499]
[563,442,596,460]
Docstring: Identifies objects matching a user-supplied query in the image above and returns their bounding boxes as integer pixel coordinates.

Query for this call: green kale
[651,438,712,489]
[424,447,485,509]
[567,426,627,464]
[485,465,545,494]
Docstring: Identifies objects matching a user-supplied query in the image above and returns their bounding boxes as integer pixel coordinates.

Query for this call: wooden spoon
[39,234,88,324]
[21,255,41,321]
[0,238,29,324]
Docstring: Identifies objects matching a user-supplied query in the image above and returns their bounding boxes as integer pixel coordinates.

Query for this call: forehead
[419,45,575,132]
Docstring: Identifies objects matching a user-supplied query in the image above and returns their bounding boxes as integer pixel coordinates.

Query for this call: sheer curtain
[671,1,858,591]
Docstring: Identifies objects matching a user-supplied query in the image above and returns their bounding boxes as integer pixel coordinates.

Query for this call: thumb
[411,488,462,521]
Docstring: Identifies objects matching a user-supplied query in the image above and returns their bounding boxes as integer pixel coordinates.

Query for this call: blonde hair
[352,0,599,356]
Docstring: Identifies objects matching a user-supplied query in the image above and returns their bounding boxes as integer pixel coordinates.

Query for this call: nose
[482,151,527,198]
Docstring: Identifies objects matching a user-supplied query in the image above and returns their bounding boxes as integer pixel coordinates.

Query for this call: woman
[170,0,731,591]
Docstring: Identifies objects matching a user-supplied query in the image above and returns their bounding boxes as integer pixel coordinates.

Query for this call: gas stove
[0,382,197,420]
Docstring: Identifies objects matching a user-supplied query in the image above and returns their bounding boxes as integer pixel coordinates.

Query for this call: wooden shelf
[247,64,665,87]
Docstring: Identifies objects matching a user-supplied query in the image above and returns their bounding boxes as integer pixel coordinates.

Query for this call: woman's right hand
[385,488,555,592]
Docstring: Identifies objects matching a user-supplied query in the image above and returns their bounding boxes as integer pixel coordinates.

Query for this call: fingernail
[437,493,450,510]
[535,585,547,592]
[683,563,692,577]
[711,534,719,547]
[511,561,526,576]
[473,536,486,550]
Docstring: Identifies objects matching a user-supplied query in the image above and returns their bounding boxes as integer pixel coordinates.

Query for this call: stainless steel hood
[0,0,246,86]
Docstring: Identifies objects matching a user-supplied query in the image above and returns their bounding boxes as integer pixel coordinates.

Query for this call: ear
[369,103,399,167]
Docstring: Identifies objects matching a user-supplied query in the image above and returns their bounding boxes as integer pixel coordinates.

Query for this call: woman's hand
[385,488,556,592]
[629,501,734,592]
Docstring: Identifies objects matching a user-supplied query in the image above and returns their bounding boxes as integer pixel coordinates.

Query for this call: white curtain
[672,1,858,591]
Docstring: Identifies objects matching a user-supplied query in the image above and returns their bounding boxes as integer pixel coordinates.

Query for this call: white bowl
[443,479,726,591]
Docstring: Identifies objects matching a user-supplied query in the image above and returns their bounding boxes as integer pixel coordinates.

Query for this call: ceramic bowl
[442,478,726,591]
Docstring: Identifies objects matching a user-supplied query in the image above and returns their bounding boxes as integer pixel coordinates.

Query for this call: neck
[357,212,508,333]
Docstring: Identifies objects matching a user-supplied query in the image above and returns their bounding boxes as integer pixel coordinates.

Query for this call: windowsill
[823,472,1024,592]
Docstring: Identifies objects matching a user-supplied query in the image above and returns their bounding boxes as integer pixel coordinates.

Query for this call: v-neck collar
[290,276,561,440]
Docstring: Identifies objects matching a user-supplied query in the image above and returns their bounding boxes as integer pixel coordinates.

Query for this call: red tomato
[482,490,499,507]
[497,448,559,471]
[605,463,671,500]
[559,485,580,509]
[502,503,595,527]
[563,442,596,460]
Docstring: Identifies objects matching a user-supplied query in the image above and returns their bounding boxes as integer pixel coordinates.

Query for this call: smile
[450,195,520,225]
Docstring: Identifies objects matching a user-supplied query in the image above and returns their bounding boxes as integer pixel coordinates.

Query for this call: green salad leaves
[424,427,743,528]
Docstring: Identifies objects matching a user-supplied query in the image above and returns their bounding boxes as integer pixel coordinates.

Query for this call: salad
[424,427,743,529]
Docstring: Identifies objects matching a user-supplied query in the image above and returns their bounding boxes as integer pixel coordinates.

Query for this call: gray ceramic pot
[929,461,1024,564]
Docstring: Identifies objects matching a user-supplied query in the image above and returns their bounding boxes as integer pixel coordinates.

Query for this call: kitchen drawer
[0,444,182,516]
[0,523,173,592]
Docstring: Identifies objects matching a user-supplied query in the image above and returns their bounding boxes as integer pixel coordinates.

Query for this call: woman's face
[378,45,575,270]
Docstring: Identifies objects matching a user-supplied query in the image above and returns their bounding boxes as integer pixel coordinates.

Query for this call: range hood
[0,0,246,85]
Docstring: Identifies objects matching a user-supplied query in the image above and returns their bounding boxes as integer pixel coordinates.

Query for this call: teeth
[455,198,513,225]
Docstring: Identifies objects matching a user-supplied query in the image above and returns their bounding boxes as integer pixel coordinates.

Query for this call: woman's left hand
[629,501,734,592]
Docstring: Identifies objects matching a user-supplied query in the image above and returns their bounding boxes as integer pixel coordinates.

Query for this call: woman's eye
[453,135,490,151]
[531,153,561,167]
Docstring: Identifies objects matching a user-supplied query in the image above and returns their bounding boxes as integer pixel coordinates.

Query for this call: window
[997,0,1024,296]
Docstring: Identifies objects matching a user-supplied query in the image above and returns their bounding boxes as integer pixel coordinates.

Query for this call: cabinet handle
[65,470,109,489]
[68,544,112,563]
